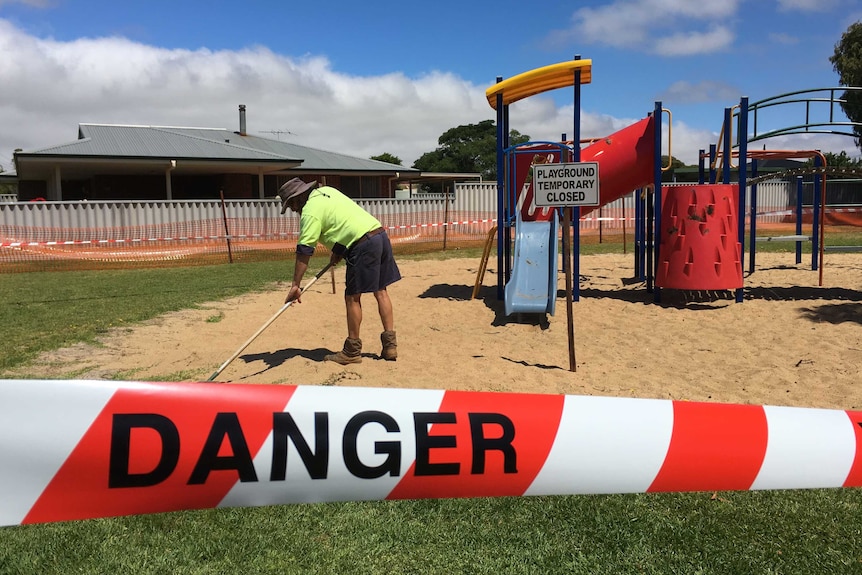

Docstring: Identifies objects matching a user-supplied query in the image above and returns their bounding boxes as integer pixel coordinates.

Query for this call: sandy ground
[10,252,862,411]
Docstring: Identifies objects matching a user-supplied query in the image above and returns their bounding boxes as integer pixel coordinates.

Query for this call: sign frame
[532,161,600,207]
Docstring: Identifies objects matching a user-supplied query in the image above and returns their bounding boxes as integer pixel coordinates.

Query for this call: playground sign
[532,162,600,207]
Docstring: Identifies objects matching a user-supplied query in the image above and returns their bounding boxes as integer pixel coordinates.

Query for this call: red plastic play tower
[655,184,743,290]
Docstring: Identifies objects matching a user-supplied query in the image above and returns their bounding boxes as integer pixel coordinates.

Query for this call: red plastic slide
[578,115,655,217]
[516,115,655,222]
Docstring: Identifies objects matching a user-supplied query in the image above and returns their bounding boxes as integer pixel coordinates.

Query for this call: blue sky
[1,0,861,173]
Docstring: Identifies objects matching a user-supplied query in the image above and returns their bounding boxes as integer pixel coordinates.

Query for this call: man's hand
[289,252,311,304]
[285,284,302,304]
[329,252,342,266]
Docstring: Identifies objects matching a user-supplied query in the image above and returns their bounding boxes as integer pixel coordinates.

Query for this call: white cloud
[769,32,799,45]
[777,0,839,11]
[666,124,717,165]
[653,26,734,56]
[0,0,52,6]
[0,19,495,172]
[553,0,742,55]
[505,95,714,166]
[658,80,742,104]
[504,88,860,167]
[759,132,862,160]
[0,15,856,176]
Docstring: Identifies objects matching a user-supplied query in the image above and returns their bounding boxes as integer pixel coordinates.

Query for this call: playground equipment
[654,184,742,291]
[504,214,560,315]
[485,58,662,314]
[471,225,498,299]
[484,66,861,310]
[699,89,862,296]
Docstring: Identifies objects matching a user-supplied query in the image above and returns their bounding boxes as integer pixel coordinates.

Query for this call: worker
[278,177,400,364]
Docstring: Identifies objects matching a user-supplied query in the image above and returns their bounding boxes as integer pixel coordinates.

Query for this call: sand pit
[14,252,862,412]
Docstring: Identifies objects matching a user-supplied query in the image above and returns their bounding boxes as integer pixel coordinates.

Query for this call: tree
[661,155,687,170]
[804,150,862,169]
[412,120,530,181]
[0,165,15,197]
[370,153,402,166]
[830,22,862,148]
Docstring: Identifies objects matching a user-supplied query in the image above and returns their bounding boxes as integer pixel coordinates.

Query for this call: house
[11,105,447,202]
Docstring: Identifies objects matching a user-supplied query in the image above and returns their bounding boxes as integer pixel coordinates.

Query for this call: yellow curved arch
[486,59,593,110]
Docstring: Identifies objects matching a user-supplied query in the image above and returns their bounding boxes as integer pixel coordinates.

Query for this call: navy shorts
[344,232,401,296]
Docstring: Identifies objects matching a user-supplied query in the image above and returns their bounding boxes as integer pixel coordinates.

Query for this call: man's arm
[286,252,311,303]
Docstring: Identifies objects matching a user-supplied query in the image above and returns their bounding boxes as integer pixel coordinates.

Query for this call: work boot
[325,337,363,365]
[380,330,397,361]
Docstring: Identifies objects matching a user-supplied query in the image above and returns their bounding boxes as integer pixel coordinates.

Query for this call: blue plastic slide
[504,215,559,316]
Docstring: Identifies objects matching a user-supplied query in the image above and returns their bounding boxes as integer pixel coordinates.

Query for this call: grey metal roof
[244,137,418,172]
[30,125,295,162]
[29,124,415,172]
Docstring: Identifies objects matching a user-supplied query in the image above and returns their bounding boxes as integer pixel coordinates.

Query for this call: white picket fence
[0,180,804,237]
[0,180,809,259]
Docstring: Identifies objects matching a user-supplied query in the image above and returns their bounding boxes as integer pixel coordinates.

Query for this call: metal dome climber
[703,88,862,294]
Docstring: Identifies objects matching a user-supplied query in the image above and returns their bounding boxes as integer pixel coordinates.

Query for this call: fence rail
[2,180,858,272]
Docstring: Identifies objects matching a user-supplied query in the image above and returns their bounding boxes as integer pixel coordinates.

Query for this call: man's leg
[374,289,397,361]
[346,293,362,338]
[373,288,394,332]
[324,294,364,365]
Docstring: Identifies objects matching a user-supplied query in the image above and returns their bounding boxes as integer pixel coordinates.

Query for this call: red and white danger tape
[2,379,861,527]
[0,220,500,248]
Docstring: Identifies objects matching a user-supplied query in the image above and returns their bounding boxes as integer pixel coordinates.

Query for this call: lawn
[1,240,861,574]
[1,490,861,574]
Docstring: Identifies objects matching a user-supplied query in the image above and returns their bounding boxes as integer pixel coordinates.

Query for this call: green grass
[0,257,326,373]
[1,491,860,574]
[751,230,862,253]
[2,242,862,573]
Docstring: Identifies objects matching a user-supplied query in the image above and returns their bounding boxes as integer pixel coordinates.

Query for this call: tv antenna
[260,129,297,141]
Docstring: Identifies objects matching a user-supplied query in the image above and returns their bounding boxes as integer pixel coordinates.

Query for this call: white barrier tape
[1,379,861,527]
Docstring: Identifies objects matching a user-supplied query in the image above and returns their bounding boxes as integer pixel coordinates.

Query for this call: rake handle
[206,263,333,382]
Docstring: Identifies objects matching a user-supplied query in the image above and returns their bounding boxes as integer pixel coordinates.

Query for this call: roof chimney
[238,104,247,136]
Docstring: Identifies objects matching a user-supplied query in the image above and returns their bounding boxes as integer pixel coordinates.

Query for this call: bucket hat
[278,178,318,213]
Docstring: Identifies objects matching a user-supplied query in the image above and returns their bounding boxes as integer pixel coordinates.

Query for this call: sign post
[561,207,576,371]
[532,162,601,372]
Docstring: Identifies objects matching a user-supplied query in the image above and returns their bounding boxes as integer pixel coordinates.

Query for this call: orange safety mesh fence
[2,202,859,273]
[0,209,498,273]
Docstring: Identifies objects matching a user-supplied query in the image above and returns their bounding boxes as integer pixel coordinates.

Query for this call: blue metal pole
[795,176,803,264]
[503,100,513,285]
[709,144,717,185]
[652,101,662,303]
[635,188,643,280]
[735,101,747,303]
[749,158,758,274]
[722,107,732,185]
[560,133,569,282]
[812,155,822,270]
[572,56,582,302]
[495,83,505,300]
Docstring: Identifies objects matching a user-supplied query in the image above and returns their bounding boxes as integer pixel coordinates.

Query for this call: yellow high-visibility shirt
[296,186,381,254]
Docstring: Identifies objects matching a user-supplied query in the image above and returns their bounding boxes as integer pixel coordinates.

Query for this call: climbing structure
[655,184,742,290]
